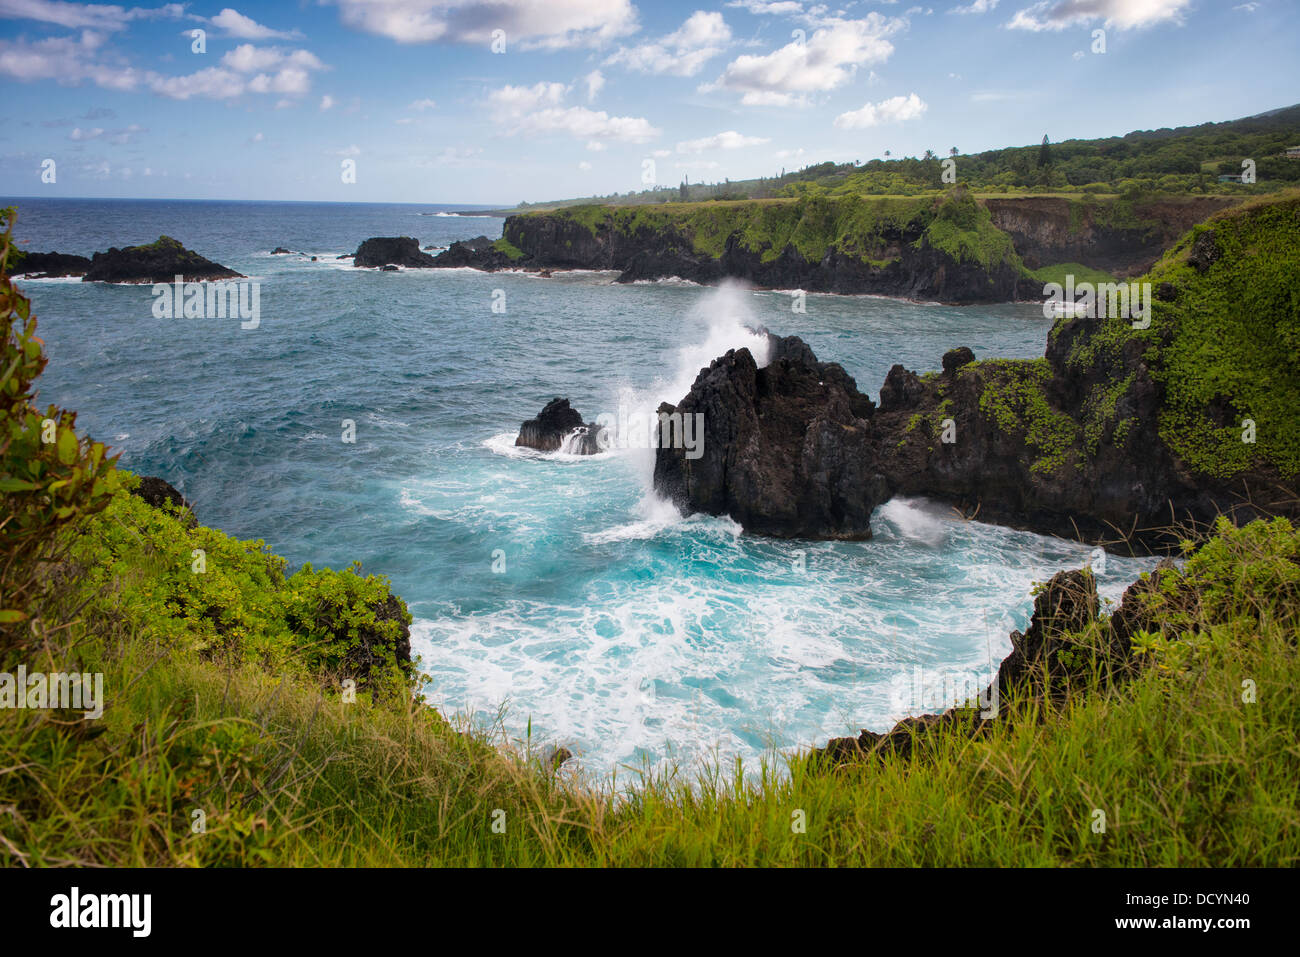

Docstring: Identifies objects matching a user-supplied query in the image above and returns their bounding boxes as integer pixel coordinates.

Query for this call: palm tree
[923,149,936,161]
[883,150,891,159]
[949,147,958,157]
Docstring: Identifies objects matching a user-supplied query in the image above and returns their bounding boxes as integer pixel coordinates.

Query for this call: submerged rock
[516,398,603,454]
[352,237,435,269]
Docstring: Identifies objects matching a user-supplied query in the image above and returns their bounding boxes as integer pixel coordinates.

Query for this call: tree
[1038,134,1053,169]
[883,150,891,159]
[950,147,958,157]
[923,149,936,161]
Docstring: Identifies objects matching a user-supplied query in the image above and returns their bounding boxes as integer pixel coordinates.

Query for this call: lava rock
[878,364,927,413]
[942,346,975,376]
[271,247,293,255]
[1187,229,1220,273]
[130,475,196,526]
[352,237,435,269]
[653,333,882,539]
[431,235,520,270]
[12,250,93,278]
[82,236,243,284]
[516,398,603,454]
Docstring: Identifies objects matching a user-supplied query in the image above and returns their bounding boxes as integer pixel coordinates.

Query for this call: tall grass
[4,510,1296,867]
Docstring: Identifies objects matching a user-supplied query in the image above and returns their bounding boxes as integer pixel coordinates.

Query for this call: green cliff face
[1049,191,1300,481]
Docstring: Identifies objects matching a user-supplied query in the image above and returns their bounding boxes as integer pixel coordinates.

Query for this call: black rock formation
[82,236,243,284]
[431,236,517,270]
[516,398,603,454]
[13,251,93,278]
[14,238,240,284]
[352,237,435,268]
[653,333,883,540]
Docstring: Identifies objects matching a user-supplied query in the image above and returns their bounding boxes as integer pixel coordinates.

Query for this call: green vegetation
[491,237,526,261]
[1049,190,1300,480]
[521,193,1008,271]
[1027,262,1117,288]
[973,358,1077,476]
[920,188,1020,273]
[502,105,1300,213]
[4,204,1298,867]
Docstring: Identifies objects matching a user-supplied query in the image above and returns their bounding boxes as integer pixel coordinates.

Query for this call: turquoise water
[10,198,1155,775]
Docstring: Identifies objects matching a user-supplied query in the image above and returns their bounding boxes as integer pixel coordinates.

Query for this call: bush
[0,208,119,658]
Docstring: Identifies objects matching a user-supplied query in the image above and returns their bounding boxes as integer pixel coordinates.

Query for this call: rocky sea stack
[654,333,883,539]
[516,398,603,454]
[15,237,241,283]
[352,237,435,269]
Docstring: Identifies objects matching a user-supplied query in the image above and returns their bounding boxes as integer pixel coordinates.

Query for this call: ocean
[6,197,1155,777]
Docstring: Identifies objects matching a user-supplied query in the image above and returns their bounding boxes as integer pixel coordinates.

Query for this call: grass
[1027,262,1118,287]
[4,499,1298,866]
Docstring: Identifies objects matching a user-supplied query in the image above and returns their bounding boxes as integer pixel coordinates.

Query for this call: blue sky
[1,0,1295,204]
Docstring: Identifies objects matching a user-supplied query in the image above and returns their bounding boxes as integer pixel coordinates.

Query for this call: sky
[1,0,1296,205]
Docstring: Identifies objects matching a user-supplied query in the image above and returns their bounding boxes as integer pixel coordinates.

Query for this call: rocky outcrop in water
[82,236,243,283]
[516,398,603,454]
[654,316,1294,549]
[653,334,883,539]
[15,238,241,283]
[13,251,92,278]
[352,237,435,269]
[431,236,518,270]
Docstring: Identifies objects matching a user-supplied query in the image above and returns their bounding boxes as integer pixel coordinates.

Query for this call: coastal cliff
[435,191,1236,304]
[653,193,1300,550]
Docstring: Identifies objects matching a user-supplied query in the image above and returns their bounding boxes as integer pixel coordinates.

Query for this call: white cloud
[334,0,638,49]
[68,126,103,140]
[833,92,926,128]
[707,14,902,102]
[585,140,607,151]
[410,97,437,110]
[221,44,324,74]
[0,32,142,90]
[676,130,770,153]
[951,0,997,14]
[0,0,185,32]
[148,66,246,100]
[320,94,335,110]
[725,0,804,14]
[488,81,568,113]
[675,160,720,170]
[605,10,731,77]
[488,80,659,144]
[1007,0,1192,31]
[584,69,605,102]
[578,160,592,170]
[209,8,302,40]
[328,144,361,156]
